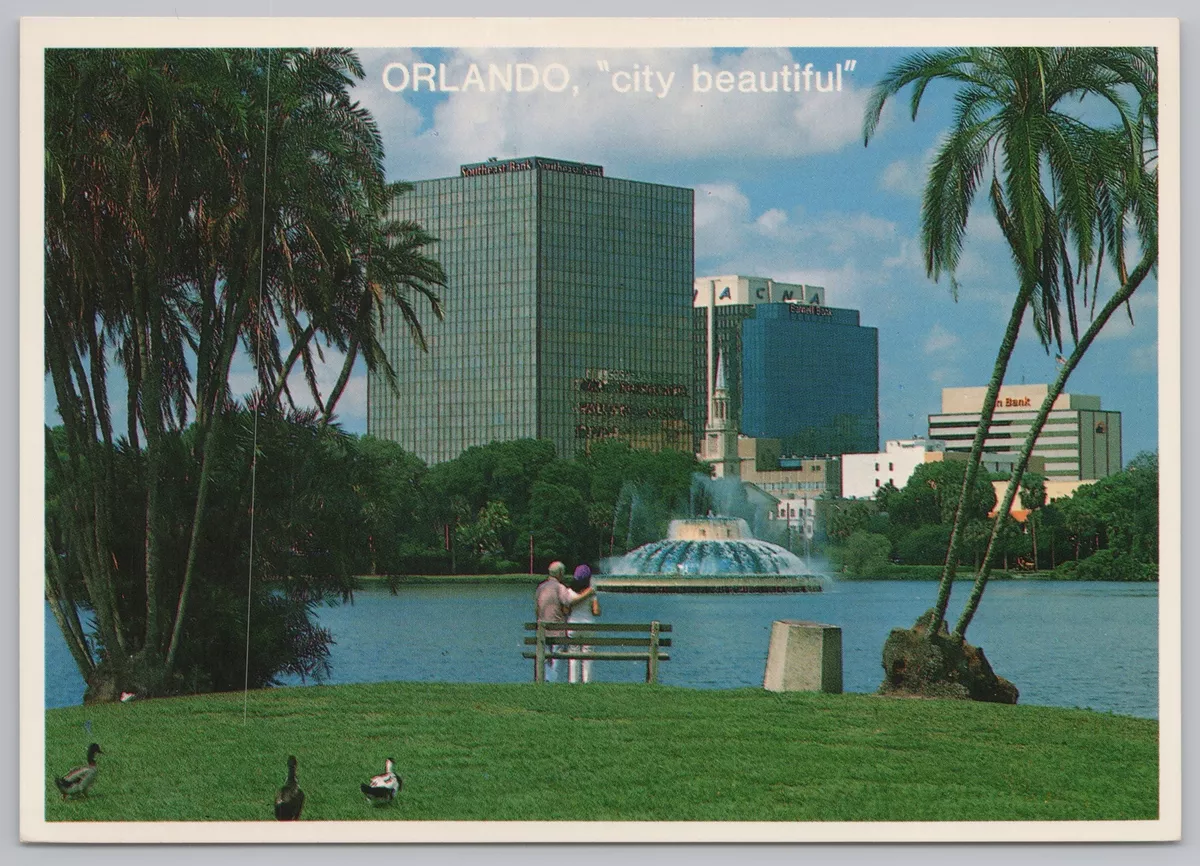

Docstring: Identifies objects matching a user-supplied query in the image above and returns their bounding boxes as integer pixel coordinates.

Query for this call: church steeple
[701,351,740,478]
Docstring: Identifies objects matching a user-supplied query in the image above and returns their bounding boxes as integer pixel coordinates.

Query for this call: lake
[43,580,1159,718]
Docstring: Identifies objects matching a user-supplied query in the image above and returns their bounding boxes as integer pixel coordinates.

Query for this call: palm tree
[44,47,445,697]
[953,64,1158,640]
[863,47,1157,636]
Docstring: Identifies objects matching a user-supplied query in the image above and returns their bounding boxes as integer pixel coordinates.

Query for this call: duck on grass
[44,681,1157,823]
[53,743,102,801]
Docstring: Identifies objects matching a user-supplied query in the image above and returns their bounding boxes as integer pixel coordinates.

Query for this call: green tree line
[45,424,705,693]
[826,453,1158,581]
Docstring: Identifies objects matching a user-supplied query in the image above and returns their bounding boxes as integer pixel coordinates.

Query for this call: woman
[568,564,602,684]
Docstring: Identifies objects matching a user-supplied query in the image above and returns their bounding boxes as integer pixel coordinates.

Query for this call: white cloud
[880,156,926,197]
[225,345,368,431]
[1095,289,1157,342]
[352,47,869,180]
[695,183,752,258]
[755,208,788,235]
[329,374,368,430]
[923,323,960,355]
[1129,344,1157,373]
[691,180,924,318]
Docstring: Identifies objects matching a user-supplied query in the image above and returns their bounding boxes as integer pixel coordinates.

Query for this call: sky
[44,44,1162,461]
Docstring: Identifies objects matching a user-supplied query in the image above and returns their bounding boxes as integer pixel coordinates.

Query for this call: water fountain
[597,515,826,594]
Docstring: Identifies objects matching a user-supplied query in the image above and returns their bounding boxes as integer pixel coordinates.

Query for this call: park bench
[522,621,672,684]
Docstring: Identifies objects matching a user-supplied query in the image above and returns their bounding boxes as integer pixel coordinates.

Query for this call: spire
[715,351,727,393]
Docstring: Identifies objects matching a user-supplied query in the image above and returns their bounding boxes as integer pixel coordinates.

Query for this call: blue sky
[44,45,1160,460]
[346,44,1159,459]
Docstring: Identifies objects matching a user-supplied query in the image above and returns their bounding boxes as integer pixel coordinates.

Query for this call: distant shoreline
[350,570,1154,585]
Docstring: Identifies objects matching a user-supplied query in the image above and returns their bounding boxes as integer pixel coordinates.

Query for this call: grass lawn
[45,682,1158,823]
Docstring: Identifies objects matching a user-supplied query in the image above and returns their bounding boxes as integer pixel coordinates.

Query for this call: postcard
[20,15,1181,844]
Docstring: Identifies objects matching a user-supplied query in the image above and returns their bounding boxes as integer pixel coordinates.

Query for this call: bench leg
[647,622,660,684]
[535,623,546,684]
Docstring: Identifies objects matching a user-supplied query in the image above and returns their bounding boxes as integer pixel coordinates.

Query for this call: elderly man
[534,561,596,682]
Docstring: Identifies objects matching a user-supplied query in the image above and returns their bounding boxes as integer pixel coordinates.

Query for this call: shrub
[1053,549,1157,582]
[843,531,893,577]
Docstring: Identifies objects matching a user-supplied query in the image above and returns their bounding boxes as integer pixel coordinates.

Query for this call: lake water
[43,580,1159,718]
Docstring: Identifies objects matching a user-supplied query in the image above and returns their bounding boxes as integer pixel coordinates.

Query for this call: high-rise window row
[368,156,695,464]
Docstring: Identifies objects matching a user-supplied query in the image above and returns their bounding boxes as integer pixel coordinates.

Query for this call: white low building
[841,438,946,499]
[773,496,818,538]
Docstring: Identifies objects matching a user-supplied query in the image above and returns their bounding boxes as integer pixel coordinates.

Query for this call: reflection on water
[44,580,1159,718]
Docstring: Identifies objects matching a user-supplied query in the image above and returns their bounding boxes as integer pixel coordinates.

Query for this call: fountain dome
[602,517,817,587]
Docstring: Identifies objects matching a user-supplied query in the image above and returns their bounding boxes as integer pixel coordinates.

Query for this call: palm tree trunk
[928,283,1034,633]
[322,341,360,423]
[267,323,316,406]
[44,331,127,658]
[165,269,258,673]
[953,254,1153,639]
[136,289,166,656]
[164,415,221,672]
[45,536,94,678]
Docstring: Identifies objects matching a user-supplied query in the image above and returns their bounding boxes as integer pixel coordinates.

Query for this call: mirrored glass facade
[740,304,879,456]
[368,157,695,464]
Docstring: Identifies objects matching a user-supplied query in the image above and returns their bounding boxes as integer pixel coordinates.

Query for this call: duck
[360,757,402,805]
[274,755,305,821]
[54,743,102,800]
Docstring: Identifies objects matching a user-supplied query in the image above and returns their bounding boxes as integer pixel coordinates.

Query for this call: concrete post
[763,620,843,693]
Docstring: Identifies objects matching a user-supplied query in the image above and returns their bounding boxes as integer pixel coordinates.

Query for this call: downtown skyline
[41,44,1162,462]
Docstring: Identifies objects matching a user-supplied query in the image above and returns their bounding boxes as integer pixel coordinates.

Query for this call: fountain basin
[600,517,826,593]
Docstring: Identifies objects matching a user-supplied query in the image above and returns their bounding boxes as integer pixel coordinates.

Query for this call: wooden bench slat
[524,620,672,684]
[523,651,670,662]
[523,622,672,633]
[520,628,672,642]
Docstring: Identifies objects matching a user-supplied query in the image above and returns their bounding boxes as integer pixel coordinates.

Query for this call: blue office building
[740,303,879,455]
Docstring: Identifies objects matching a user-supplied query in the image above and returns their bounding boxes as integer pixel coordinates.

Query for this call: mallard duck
[274,755,305,821]
[54,743,102,800]
[360,758,402,805]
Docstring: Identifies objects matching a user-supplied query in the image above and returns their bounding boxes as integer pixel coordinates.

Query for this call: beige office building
[927,384,1122,481]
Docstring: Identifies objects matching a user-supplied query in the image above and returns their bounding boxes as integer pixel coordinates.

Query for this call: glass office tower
[740,303,879,456]
[368,156,695,464]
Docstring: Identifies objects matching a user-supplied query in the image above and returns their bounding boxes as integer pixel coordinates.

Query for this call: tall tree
[863,46,1157,636]
[44,48,444,698]
[954,72,1158,638]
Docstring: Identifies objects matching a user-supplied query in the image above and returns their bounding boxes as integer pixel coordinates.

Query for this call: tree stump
[879,609,1018,704]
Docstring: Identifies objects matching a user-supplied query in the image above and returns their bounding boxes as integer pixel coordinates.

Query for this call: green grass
[45,682,1158,823]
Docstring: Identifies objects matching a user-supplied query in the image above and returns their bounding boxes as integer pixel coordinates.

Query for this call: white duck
[360,757,402,805]
[54,743,102,800]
